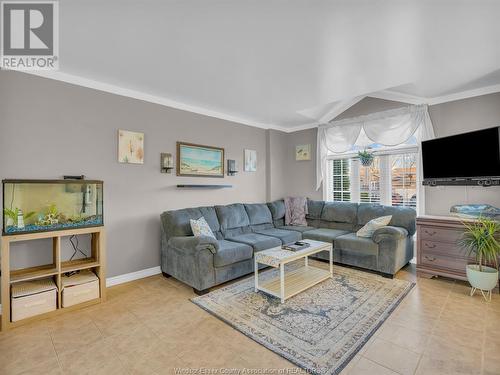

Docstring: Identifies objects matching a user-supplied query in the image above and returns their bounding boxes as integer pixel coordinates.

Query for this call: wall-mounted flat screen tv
[422,126,500,180]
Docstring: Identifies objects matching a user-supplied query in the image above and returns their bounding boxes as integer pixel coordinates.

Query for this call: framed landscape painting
[177,142,224,177]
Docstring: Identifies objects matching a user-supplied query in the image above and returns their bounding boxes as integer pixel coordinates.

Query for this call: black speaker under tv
[422,126,500,186]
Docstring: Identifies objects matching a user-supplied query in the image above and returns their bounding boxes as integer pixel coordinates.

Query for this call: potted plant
[358,149,374,166]
[459,217,500,301]
[3,208,36,228]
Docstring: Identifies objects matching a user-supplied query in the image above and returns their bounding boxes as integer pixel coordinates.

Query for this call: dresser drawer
[419,226,463,243]
[420,253,468,272]
[420,240,469,258]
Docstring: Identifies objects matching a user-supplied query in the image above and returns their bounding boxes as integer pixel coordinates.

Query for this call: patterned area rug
[192,261,414,375]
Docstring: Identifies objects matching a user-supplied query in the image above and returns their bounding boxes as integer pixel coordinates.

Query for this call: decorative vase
[466,264,499,301]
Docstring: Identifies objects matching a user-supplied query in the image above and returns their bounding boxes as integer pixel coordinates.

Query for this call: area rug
[192,261,414,375]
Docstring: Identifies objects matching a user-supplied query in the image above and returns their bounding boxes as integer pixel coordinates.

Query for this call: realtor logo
[1,1,58,70]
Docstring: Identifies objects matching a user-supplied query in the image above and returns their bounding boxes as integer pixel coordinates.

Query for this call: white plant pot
[466,264,499,292]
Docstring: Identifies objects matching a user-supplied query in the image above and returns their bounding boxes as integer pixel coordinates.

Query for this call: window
[327,159,351,201]
[359,157,380,204]
[326,151,418,210]
[391,153,417,208]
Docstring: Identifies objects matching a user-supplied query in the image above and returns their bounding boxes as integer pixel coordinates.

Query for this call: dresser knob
[425,243,437,249]
[424,230,436,236]
[424,256,436,261]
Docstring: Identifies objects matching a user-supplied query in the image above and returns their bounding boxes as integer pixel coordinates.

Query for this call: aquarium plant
[358,149,374,166]
[3,208,36,227]
[37,203,61,226]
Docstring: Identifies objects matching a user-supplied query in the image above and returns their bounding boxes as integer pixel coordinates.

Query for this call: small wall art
[244,149,257,172]
[295,144,311,161]
[118,130,145,164]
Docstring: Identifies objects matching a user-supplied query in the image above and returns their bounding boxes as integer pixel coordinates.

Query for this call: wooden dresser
[416,215,474,281]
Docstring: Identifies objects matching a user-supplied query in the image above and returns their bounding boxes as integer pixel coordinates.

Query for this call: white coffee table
[254,239,333,303]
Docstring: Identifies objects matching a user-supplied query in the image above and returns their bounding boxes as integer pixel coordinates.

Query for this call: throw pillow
[190,216,216,239]
[284,196,308,226]
[356,215,392,238]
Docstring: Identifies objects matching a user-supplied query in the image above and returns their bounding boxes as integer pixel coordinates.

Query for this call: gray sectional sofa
[160,200,416,294]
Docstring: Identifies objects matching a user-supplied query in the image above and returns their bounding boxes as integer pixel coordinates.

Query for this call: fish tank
[2,179,103,235]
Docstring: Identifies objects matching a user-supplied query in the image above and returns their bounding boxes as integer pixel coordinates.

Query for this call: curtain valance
[316,104,435,214]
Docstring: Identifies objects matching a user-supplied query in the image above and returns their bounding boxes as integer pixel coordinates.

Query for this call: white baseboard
[0,266,163,315]
[106,266,162,287]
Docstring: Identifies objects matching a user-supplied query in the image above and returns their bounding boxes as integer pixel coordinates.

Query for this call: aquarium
[2,179,103,235]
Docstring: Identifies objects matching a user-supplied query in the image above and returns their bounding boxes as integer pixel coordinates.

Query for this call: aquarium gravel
[5,217,103,234]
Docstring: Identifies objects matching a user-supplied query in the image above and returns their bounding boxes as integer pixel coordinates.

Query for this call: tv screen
[422,126,500,180]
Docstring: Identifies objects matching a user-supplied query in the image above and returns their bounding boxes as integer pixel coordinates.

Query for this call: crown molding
[18,71,500,134]
[427,84,500,105]
[21,71,290,133]
[369,85,500,107]
[368,89,426,105]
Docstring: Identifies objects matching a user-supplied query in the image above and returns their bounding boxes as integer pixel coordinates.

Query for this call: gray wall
[426,94,500,215]
[0,72,267,277]
[266,129,289,201]
[2,71,500,281]
[282,128,321,200]
[280,94,500,215]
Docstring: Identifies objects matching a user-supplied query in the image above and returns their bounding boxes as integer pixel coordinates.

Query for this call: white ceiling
[30,0,500,132]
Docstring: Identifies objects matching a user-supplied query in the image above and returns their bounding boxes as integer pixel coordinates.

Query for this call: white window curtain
[316,104,435,214]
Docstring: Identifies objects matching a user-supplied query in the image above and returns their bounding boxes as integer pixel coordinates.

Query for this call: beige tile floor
[1,263,500,375]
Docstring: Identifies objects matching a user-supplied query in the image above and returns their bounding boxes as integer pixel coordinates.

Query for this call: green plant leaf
[459,217,500,270]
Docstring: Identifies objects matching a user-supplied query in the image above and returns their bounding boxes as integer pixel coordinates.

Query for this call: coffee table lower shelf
[256,265,331,302]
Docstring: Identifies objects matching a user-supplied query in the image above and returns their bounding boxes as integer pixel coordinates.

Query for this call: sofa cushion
[226,233,281,251]
[254,228,301,244]
[199,206,221,233]
[278,225,316,233]
[357,204,416,236]
[161,208,203,239]
[302,228,349,243]
[215,204,250,230]
[245,203,274,231]
[267,200,285,227]
[306,199,324,219]
[335,233,379,255]
[214,240,254,267]
[321,202,358,224]
[245,203,273,225]
[267,200,285,220]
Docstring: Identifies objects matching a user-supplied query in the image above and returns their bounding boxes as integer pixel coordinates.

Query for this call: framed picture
[244,149,257,172]
[177,142,224,177]
[295,144,311,161]
[118,130,145,164]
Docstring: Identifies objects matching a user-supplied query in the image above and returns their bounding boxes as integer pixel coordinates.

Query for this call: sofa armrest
[162,236,218,291]
[372,226,408,243]
[372,226,413,275]
[168,236,219,255]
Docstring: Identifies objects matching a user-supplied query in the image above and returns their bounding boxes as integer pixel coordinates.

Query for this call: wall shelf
[1,226,106,331]
[176,184,233,189]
